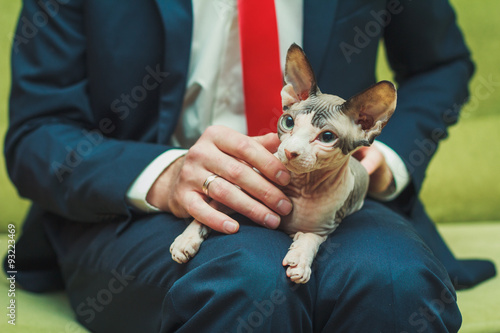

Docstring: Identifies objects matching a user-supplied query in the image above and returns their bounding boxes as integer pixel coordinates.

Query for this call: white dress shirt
[127,0,409,212]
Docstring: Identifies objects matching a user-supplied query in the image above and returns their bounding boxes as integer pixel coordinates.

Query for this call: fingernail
[264,213,280,229]
[276,170,290,186]
[277,199,293,215]
[223,221,238,234]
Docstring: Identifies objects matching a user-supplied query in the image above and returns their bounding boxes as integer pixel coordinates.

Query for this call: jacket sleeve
[5,0,171,222]
[377,0,474,194]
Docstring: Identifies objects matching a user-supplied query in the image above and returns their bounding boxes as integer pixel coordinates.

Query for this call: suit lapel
[154,0,193,144]
[303,0,339,83]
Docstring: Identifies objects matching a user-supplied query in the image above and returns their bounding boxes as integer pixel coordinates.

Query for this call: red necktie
[238,0,283,136]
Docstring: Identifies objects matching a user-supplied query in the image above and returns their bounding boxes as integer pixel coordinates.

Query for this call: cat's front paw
[282,232,327,284]
[170,232,203,264]
[282,247,313,284]
[170,220,210,264]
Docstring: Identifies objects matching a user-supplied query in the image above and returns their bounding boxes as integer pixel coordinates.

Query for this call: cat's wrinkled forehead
[282,93,368,155]
[290,94,347,129]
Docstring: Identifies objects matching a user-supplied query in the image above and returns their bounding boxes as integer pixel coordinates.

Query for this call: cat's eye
[281,115,295,131]
[318,131,337,143]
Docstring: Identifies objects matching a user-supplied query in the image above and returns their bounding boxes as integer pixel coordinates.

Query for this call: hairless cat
[170,44,397,283]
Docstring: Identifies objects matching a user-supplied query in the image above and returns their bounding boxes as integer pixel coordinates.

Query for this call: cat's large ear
[341,81,397,143]
[281,43,319,110]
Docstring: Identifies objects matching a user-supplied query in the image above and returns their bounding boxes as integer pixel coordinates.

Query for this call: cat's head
[276,43,397,174]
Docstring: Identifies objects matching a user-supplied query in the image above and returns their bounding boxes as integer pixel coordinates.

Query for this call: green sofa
[1,0,499,332]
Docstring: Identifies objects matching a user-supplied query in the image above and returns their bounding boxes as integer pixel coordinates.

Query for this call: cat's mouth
[277,148,316,174]
[286,165,314,175]
[281,157,316,174]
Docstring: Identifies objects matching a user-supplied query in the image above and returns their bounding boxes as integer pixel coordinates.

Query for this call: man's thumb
[252,132,280,152]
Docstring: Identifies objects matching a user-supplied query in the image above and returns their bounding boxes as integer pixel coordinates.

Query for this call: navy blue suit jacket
[5,0,495,291]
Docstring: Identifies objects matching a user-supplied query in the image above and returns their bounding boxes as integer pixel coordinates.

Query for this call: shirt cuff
[369,140,411,202]
[126,149,188,213]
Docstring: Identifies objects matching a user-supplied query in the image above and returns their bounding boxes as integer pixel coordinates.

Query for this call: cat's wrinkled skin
[170,44,397,284]
[276,44,396,283]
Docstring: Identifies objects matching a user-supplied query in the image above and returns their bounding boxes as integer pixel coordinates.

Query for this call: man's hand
[146,125,293,234]
[353,146,394,194]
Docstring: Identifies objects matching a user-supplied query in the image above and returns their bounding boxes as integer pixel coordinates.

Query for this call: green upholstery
[0,0,498,332]
[439,224,500,332]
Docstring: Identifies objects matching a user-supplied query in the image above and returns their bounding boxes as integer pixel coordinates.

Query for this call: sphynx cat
[170,43,397,284]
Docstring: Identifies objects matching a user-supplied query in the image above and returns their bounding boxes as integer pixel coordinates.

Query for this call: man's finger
[252,132,281,153]
[185,192,240,234]
[210,126,290,186]
[202,174,282,229]
[359,148,384,175]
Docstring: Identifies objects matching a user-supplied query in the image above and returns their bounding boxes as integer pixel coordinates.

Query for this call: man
[5,0,495,332]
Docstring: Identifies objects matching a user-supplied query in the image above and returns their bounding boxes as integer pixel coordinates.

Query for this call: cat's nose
[284,149,299,160]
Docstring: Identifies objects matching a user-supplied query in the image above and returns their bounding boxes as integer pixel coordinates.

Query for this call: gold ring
[202,174,219,197]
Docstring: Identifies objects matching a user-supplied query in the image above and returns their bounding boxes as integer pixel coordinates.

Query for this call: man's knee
[388,246,461,333]
[314,212,462,332]
[165,240,314,332]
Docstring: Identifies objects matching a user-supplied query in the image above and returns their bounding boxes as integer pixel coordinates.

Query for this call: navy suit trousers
[44,200,461,333]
